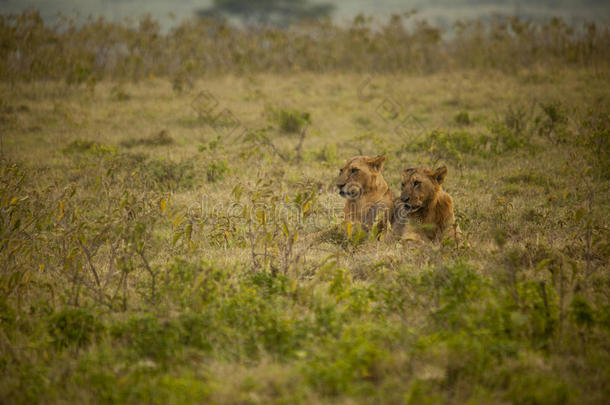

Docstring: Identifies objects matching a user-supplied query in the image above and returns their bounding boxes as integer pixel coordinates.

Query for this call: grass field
[1,15,609,403]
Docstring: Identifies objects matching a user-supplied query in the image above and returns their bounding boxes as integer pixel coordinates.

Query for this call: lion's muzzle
[400,195,421,212]
[337,182,362,199]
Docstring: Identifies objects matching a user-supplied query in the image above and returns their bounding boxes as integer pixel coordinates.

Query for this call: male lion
[392,166,458,242]
[336,155,394,234]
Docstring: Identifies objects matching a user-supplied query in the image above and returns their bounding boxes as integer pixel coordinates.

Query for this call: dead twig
[77,240,102,292]
[262,137,289,162]
[295,123,308,162]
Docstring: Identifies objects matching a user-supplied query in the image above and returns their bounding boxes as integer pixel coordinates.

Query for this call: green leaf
[535,258,553,272]
[172,232,182,247]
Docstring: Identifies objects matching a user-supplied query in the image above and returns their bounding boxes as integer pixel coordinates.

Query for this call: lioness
[392,166,457,242]
[336,155,394,234]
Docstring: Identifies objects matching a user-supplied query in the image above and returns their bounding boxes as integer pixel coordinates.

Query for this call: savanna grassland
[1,11,609,405]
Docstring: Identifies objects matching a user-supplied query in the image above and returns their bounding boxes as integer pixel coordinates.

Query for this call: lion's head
[336,155,386,200]
[399,166,448,212]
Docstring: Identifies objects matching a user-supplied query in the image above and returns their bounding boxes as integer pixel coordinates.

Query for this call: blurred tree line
[0,10,607,83]
[197,0,334,27]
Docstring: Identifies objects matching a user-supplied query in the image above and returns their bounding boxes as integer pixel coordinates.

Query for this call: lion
[391,166,458,242]
[336,155,394,234]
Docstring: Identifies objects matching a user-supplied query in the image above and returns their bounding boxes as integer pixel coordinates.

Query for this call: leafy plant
[120,130,174,148]
[206,159,229,183]
[269,107,311,134]
[454,111,471,125]
[48,307,105,349]
[144,158,196,190]
[536,101,570,144]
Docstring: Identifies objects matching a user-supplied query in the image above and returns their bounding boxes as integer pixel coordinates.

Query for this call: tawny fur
[336,155,394,234]
[391,166,458,242]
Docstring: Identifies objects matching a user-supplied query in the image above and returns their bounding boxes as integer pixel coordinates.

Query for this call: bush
[216,286,309,360]
[308,143,339,163]
[161,259,225,310]
[62,139,116,156]
[111,315,181,366]
[303,323,390,396]
[120,130,174,148]
[536,101,569,143]
[407,130,487,162]
[505,372,571,405]
[143,158,196,190]
[580,108,610,179]
[271,107,311,134]
[48,307,105,349]
[178,312,214,351]
[454,111,471,125]
[488,122,531,153]
[206,159,228,183]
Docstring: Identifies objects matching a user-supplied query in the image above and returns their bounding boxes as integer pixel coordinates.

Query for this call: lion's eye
[401,182,405,187]
[413,181,420,187]
[350,168,359,174]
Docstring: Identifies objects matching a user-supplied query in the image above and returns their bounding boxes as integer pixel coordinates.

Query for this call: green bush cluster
[120,130,174,148]
[206,159,229,183]
[2,240,609,404]
[405,130,490,163]
[144,158,196,191]
[454,111,471,125]
[48,308,105,349]
[271,107,311,134]
[406,103,571,163]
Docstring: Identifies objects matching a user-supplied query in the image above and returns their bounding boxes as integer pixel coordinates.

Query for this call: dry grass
[0,64,609,404]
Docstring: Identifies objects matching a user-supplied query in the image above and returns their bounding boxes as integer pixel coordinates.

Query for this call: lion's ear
[366,155,386,171]
[431,166,448,184]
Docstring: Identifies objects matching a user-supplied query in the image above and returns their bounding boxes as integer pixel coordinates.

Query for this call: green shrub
[407,130,486,162]
[178,312,214,351]
[580,108,610,179]
[444,330,494,387]
[0,299,16,331]
[144,158,196,190]
[206,159,228,183]
[504,103,532,138]
[75,350,212,405]
[454,111,471,125]
[405,379,444,405]
[271,107,311,134]
[62,139,116,156]
[147,373,211,404]
[426,262,489,330]
[120,130,174,148]
[247,270,290,297]
[536,101,569,143]
[503,171,554,188]
[161,259,225,310]
[111,315,181,365]
[303,323,389,396]
[488,121,531,153]
[216,286,308,360]
[48,307,105,349]
[569,295,595,329]
[309,143,338,163]
[515,281,559,350]
[505,372,571,405]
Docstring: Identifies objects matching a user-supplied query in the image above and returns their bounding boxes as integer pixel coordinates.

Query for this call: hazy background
[2,0,609,31]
